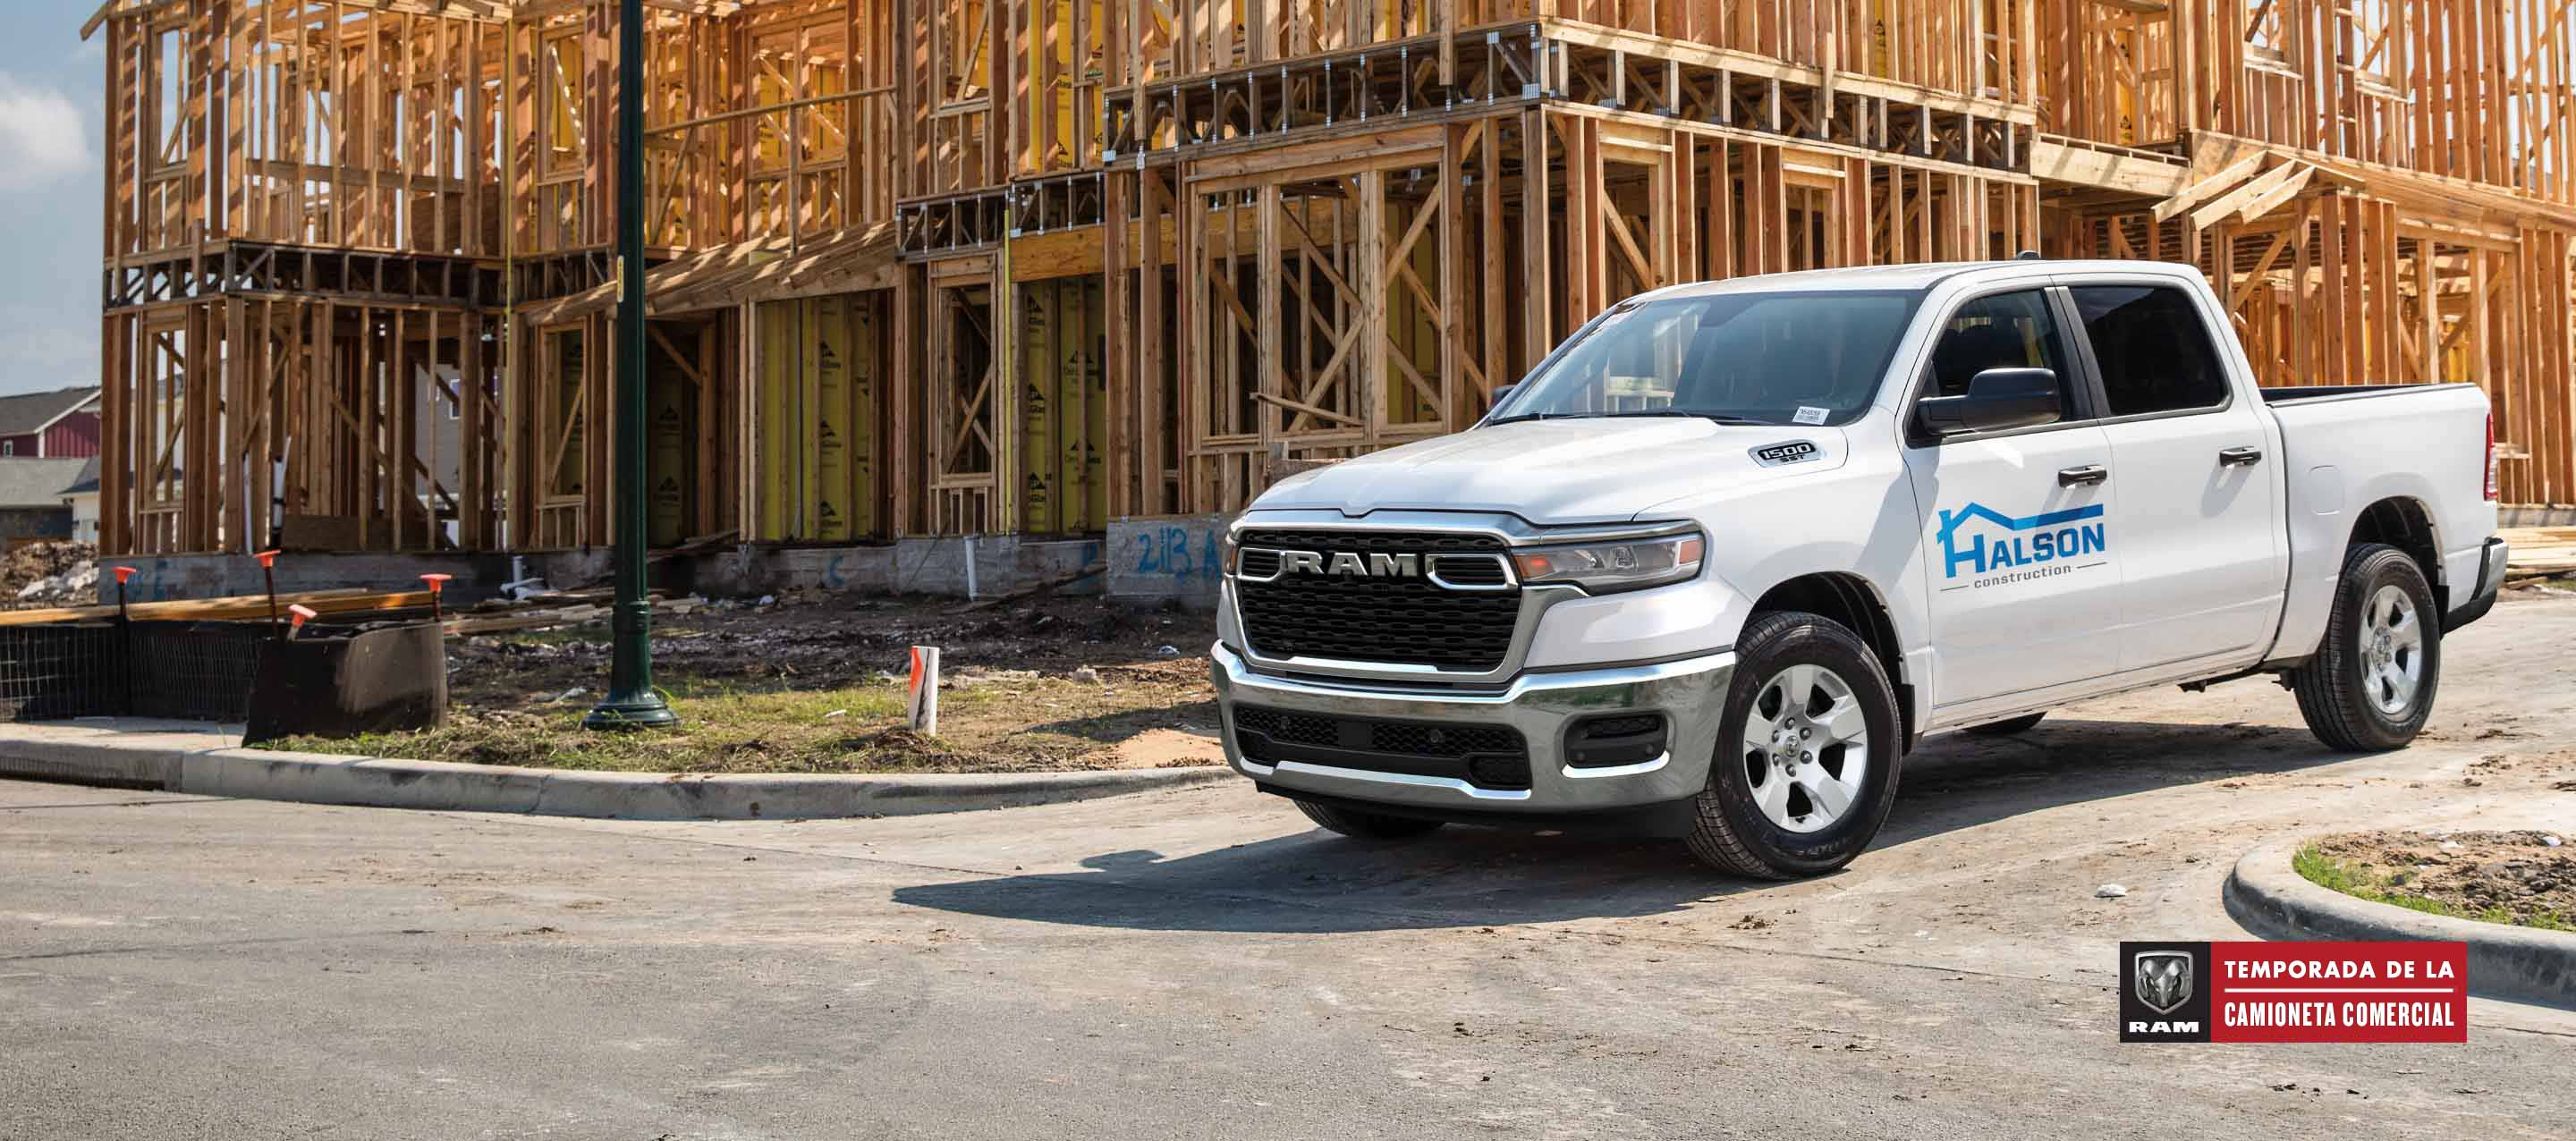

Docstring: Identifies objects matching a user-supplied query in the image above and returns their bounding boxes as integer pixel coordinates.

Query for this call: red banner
[2209,941,2466,1043]
[2120,940,2467,1043]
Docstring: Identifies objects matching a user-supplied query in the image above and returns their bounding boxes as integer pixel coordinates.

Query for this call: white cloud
[0,73,93,191]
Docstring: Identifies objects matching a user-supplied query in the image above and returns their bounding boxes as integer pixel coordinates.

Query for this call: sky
[0,3,105,397]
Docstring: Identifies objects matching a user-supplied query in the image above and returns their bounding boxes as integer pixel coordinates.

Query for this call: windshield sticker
[1750,440,1822,468]
[1792,406,1829,425]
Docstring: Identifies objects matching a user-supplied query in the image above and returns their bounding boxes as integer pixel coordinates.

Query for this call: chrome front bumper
[1211,643,1736,814]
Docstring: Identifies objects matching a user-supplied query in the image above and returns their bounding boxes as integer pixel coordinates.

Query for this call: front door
[1901,288,2125,708]
[2066,283,2287,672]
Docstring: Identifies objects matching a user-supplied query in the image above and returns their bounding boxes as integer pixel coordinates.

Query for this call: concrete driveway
[5,600,2575,1140]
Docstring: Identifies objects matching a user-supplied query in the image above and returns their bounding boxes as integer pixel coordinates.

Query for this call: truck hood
[1252,418,1851,524]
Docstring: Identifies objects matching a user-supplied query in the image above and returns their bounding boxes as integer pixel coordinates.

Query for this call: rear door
[2066,280,2286,672]
[1901,286,2123,707]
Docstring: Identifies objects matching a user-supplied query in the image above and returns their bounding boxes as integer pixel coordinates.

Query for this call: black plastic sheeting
[0,621,274,723]
[0,620,445,737]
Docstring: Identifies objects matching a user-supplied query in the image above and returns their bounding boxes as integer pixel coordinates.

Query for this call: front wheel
[2291,544,2441,751]
[1684,612,1903,880]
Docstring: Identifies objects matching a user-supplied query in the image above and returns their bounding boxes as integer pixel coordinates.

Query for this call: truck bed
[2260,378,2495,662]
[2258,382,2481,404]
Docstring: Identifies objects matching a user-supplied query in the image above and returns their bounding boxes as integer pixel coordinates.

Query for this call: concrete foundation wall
[1106,515,1227,610]
[667,535,1106,601]
[103,534,1135,607]
[2500,506,2576,528]
[97,552,536,605]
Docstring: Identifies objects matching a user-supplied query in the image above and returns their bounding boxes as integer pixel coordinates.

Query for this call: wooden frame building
[82,0,2576,556]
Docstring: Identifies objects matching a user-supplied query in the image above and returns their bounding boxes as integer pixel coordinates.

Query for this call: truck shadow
[890,715,2359,934]
[1879,714,2333,843]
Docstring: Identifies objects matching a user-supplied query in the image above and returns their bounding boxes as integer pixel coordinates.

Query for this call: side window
[1925,290,2075,418]
[2069,285,2231,416]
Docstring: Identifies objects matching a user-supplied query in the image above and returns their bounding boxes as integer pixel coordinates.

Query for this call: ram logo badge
[1750,440,1822,467]
[2132,951,2194,1014]
[1278,551,1421,579]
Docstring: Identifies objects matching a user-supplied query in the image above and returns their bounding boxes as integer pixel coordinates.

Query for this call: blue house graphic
[1937,502,2108,578]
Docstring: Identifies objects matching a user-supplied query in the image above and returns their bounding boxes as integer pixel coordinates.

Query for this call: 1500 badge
[1750,440,1820,467]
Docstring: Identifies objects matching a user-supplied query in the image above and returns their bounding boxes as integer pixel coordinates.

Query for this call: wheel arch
[2347,495,2444,609]
[1746,571,1916,749]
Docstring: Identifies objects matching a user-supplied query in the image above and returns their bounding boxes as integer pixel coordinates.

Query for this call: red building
[0,387,101,459]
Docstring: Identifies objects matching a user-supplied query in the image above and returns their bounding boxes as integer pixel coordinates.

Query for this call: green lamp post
[586,0,679,731]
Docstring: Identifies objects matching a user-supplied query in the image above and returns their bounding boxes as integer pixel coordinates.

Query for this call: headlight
[1511,532,1706,593]
[1219,531,1239,575]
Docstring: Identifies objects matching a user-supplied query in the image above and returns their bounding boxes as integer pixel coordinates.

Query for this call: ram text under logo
[1278,550,1421,579]
[2133,950,2194,1014]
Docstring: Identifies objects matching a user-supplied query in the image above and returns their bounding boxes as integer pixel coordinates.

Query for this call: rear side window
[1925,290,2076,419]
[2070,285,2231,416]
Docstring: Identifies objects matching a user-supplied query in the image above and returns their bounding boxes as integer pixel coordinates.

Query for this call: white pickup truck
[1212,259,2509,878]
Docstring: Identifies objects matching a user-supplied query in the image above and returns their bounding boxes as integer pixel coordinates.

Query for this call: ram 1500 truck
[1212,259,2508,878]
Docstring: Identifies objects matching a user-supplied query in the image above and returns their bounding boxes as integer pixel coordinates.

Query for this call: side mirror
[1487,383,1519,414]
[1918,368,2063,436]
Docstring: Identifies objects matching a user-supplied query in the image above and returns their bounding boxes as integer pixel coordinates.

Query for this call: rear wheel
[1292,799,1445,841]
[1964,713,2046,736]
[2291,544,2441,751]
[1685,612,1902,880]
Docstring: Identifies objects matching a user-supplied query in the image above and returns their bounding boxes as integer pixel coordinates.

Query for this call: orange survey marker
[419,573,453,619]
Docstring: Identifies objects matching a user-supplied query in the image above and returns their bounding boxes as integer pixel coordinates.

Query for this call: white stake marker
[907,646,941,735]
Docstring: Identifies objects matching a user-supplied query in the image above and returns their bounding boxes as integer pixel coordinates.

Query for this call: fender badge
[1750,440,1822,468]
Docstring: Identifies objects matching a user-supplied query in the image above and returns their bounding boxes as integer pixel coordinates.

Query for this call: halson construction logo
[1936,501,2110,588]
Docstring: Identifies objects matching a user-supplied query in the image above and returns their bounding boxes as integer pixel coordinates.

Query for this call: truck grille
[1232,706,1532,790]
[1233,529,1520,671]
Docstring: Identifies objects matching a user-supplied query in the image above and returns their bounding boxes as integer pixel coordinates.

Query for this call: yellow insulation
[753,294,882,542]
[1018,278,1108,534]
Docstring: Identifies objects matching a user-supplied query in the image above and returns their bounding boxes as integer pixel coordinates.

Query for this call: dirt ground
[2299,829,2574,931]
[270,593,1223,774]
[27,598,2576,1139]
[271,574,2576,778]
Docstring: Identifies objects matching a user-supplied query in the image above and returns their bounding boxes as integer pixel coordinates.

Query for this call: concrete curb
[2223,835,2576,1010]
[0,728,1233,820]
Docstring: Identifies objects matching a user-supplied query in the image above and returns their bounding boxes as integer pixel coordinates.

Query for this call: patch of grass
[266,662,1216,776]
[2293,846,2576,933]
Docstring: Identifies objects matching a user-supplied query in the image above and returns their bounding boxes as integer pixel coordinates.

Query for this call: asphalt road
[6,600,2576,1140]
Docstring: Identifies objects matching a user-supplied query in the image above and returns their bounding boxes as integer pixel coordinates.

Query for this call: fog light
[1565,714,1667,768]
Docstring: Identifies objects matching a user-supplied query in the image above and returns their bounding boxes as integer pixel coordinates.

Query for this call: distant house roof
[64,456,100,496]
[0,458,93,509]
[0,386,101,438]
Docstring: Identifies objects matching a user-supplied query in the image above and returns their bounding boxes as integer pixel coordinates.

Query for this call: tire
[2292,543,2442,752]
[1292,799,1445,841]
[1964,713,2046,736]
[1685,611,1904,880]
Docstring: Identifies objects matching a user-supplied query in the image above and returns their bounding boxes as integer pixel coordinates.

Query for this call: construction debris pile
[4,542,98,604]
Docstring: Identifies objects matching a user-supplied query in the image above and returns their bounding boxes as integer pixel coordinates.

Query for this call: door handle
[2057,464,2108,487]
[2218,446,2265,468]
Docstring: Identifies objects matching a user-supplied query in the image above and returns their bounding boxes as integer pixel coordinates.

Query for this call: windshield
[1491,290,1920,427]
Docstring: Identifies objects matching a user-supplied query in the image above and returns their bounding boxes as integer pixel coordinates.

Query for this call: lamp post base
[583,690,680,731]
